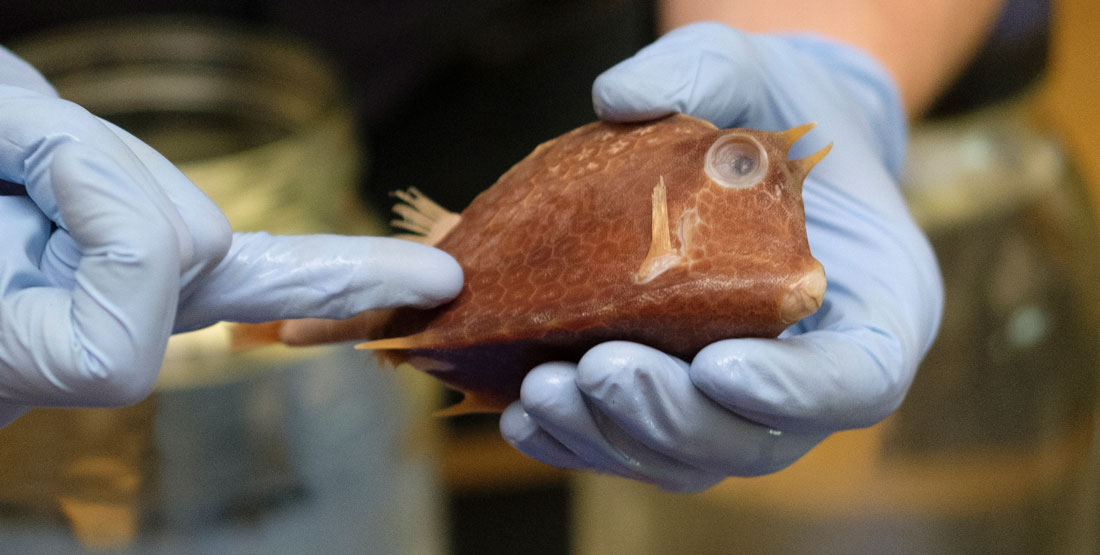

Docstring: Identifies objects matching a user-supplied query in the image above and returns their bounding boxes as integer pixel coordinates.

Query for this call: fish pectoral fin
[356,335,443,371]
[636,176,684,284]
[390,187,462,246]
[355,331,438,351]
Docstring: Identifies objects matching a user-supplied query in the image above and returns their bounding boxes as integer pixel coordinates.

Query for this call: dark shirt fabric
[928,0,1051,117]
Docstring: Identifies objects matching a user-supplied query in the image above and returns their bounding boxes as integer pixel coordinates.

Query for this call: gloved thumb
[688,329,914,434]
[592,22,769,127]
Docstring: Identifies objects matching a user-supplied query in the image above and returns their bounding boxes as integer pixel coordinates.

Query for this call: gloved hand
[0,46,463,428]
[499,22,943,492]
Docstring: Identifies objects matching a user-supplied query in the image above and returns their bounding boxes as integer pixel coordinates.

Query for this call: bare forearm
[659,0,1005,117]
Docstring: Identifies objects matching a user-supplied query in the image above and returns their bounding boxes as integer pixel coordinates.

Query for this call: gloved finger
[174,233,463,332]
[592,22,769,128]
[0,91,198,275]
[0,141,179,406]
[0,46,57,96]
[691,328,912,434]
[39,227,79,289]
[0,195,50,407]
[35,121,232,292]
[101,120,232,288]
[0,194,51,291]
[514,361,724,492]
[500,402,590,470]
[575,341,828,476]
[0,196,38,421]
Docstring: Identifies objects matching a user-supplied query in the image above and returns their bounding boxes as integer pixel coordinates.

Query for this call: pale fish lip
[779,261,826,325]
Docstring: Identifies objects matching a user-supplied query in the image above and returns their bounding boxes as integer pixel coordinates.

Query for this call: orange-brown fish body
[352,113,830,414]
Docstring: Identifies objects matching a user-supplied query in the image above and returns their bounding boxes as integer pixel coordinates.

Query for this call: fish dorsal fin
[390,187,462,246]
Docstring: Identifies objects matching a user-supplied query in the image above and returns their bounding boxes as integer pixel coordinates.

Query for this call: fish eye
[704,134,768,189]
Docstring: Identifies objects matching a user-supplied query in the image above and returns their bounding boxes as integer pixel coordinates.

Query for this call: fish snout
[779,261,826,325]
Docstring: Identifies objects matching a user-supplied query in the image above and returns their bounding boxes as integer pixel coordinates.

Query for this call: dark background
[1,1,656,213]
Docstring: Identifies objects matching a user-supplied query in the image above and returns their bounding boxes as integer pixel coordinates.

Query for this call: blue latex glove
[0,46,463,427]
[499,22,944,492]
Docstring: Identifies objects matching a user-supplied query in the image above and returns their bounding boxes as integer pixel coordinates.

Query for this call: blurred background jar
[0,16,442,553]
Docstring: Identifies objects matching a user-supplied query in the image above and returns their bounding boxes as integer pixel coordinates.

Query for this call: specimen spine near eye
[636,176,682,284]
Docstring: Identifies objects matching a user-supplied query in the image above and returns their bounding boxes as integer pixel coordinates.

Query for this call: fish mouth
[779,261,826,325]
